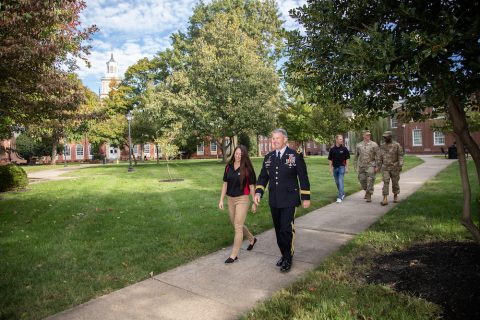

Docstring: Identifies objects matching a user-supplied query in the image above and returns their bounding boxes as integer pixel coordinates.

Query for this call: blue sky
[77,0,306,93]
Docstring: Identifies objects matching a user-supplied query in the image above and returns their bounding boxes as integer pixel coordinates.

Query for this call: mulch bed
[361,241,480,320]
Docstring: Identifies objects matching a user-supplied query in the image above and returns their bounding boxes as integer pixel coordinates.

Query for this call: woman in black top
[218,145,257,263]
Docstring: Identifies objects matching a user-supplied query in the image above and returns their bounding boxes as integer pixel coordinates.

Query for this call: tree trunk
[233,135,238,151]
[448,96,480,183]
[156,144,160,164]
[166,156,173,180]
[455,136,480,243]
[221,138,228,163]
[51,140,58,165]
[7,134,13,162]
[257,134,261,157]
[448,96,480,243]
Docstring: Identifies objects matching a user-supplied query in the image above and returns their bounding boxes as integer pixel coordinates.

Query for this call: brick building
[390,116,480,155]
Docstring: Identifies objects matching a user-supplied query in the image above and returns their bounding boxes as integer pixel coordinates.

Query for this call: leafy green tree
[15,133,56,164]
[14,134,38,164]
[115,53,173,112]
[287,0,480,242]
[140,73,201,161]
[189,11,280,162]
[187,0,285,64]
[0,0,97,138]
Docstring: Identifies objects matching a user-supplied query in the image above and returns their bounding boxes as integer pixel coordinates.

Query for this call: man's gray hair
[272,128,288,138]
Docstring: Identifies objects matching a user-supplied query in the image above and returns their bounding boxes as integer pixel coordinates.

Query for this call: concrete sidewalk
[46,156,454,320]
[28,164,100,183]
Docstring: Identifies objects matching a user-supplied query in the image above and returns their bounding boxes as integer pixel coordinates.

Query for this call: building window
[197,142,205,155]
[391,116,398,128]
[64,145,71,156]
[76,144,84,157]
[210,140,217,154]
[132,145,138,154]
[433,131,445,146]
[144,144,150,154]
[412,129,422,146]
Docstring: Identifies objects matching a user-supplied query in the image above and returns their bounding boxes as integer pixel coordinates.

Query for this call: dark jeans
[270,206,295,260]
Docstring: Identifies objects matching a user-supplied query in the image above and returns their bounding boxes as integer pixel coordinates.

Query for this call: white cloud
[78,0,306,91]
[277,0,306,30]
[81,0,198,37]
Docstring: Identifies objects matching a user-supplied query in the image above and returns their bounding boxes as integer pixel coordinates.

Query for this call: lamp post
[126,111,134,172]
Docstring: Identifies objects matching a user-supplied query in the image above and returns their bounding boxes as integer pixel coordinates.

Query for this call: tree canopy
[0,0,97,138]
[287,0,480,241]
[107,0,285,162]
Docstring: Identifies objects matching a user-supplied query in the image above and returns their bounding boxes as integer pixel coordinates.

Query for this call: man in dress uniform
[254,128,310,272]
[354,130,380,202]
[378,131,404,206]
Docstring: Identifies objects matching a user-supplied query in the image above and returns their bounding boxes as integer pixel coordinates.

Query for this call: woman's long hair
[228,145,256,187]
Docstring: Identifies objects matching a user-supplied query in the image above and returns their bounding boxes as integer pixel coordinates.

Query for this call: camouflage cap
[362,130,371,135]
[382,131,393,137]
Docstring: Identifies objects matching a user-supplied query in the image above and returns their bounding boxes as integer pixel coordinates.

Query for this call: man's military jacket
[379,141,404,170]
[255,146,310,208]
[355,141,380,169]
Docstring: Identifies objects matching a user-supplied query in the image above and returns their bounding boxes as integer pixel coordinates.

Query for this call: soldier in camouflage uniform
[378,131,404,206]
[354,130,380,202]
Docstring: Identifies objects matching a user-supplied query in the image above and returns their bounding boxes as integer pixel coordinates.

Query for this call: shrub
[0,164,28,192]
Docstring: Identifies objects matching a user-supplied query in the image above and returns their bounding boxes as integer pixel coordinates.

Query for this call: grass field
[244,160,478,320]
[0,156,423,319]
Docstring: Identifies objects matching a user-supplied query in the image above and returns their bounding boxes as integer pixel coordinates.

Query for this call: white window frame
[412,129,422,146]
[433,131,445,146]
[76,144,84,157]
[144,144,150,154]
[197,142,205,155]
[64,145,71,156]
[132,144,138,155]
[88,144,93,159]
[390,116,398,128]
[210,140,217,155]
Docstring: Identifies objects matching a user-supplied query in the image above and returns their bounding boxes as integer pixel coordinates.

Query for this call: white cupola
[106,53,118,76]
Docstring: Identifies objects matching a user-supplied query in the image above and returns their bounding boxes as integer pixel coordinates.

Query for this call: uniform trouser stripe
[270,206,296,260]
[290,209,296,257]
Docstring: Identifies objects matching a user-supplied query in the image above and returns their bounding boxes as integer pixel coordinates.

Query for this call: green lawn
[0,156,422,320]
[244,160,478,320]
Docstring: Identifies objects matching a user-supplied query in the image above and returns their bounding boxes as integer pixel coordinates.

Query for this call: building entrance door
[108,146,119,160]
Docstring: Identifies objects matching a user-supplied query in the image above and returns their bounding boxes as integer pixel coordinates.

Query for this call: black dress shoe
[225,257,238,263]
[276,257,285,267]
[280,259,292,272]
[247,238,257,251]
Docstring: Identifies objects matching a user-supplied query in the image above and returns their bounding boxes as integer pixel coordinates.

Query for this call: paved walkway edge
[46,156,455,320]
[27,164,102,183]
